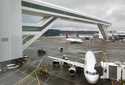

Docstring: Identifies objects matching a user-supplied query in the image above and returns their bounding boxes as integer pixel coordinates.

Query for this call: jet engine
[68,66,76,76]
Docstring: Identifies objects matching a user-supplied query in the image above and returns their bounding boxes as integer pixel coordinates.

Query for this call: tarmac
[1,37,125,85]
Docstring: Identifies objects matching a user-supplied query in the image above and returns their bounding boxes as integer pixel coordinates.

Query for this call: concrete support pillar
[0,0,22,62]
[97,24,110,40]
[98,30,103,39]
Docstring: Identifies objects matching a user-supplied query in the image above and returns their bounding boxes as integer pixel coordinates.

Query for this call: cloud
[38,0,125,31]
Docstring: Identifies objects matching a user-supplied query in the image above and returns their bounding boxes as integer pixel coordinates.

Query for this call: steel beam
[23,17,56,50]
[97,24,110,40]
[23,17,49,27]
[22,0,112,41]
[22,0,111,25]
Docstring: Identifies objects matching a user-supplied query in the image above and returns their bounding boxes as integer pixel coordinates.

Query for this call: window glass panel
[22,14,43,23]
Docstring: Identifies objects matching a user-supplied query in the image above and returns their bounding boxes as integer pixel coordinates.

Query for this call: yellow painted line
[17,69,36,82]
[15,56,46,84]
[15,75,37,85]
[35,71,41,85]
[16,64,42,84]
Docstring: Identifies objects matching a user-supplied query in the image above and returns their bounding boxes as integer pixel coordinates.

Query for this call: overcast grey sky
[40,0,125,31]
[24,0,125,31]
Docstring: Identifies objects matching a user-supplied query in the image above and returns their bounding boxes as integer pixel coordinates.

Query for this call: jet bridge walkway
[22,0,111,50]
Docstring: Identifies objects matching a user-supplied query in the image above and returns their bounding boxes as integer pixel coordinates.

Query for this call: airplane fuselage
[84,51,99,84]
[66,38,83,43]
[48,50,100,84]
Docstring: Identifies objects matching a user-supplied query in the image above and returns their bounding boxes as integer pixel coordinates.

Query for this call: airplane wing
[48,56,84,68]
[78,50,103,54]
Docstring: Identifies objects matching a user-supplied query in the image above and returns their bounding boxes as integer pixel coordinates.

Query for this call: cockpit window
[86,71,97,75]
[70,70,75,73]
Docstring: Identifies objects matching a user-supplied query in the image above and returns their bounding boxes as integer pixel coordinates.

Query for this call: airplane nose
[87,78,98,84]
[85,74,99,84]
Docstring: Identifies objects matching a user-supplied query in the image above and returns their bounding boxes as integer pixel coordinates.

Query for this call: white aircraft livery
[84,51,99,84]
[48,51,100,84]
[66,38,83,43]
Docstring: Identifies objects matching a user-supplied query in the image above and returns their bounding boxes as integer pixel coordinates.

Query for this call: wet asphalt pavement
[1,37,125,85]
[24,37,125,85]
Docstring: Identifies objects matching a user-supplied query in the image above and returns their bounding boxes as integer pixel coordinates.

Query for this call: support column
[0,0,22,62]
[97,24,110,40]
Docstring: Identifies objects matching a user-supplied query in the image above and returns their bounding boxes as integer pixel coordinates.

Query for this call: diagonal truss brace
[23,16,57,50]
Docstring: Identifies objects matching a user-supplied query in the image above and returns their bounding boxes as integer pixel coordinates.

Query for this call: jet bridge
[23,16,57,49]
[22,0,111,49]
[22,0,111,50]
[0,0,111,62]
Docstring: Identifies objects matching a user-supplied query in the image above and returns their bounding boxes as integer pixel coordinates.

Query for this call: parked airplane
[48,51,103,84]
[66,38,83,43]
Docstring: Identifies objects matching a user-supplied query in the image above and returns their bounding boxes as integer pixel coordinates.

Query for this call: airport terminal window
[22,14,43,24]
